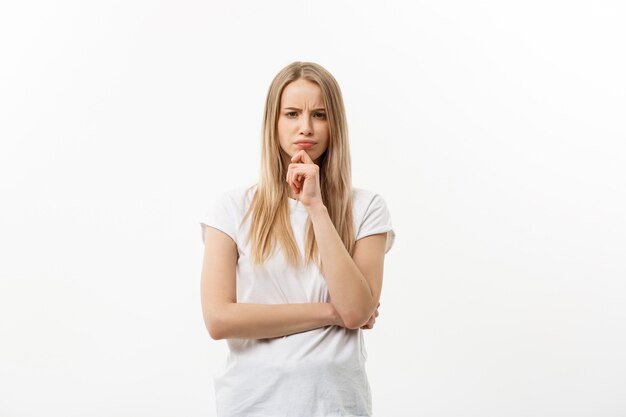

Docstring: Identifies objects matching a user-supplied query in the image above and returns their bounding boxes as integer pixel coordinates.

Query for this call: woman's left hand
[287,150,323,208]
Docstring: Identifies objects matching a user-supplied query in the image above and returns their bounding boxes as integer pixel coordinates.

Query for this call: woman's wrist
[306,202,327,218]
[326,303,343,327]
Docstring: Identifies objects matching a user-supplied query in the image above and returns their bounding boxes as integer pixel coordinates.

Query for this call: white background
[1,1,625,416]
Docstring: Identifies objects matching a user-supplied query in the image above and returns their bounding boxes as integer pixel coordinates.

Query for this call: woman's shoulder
[352,186,395,252]
[351,186,388,210]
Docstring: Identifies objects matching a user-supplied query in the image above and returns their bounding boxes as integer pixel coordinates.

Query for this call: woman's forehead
[281,79,324,107]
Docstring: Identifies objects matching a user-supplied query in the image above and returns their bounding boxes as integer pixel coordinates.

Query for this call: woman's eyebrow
[282,106,326,111]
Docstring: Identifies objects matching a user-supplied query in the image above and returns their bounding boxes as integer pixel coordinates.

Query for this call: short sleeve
[200,191,238,245]
[356,194,396,253]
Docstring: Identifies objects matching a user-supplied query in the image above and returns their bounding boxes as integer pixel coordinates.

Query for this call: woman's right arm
[200,226,344,340]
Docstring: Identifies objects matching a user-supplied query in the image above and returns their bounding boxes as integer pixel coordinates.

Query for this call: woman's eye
[314,112,326,119]
[286,112,298,117]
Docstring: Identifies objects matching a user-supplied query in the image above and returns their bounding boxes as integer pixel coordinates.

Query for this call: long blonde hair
[243,61,355,269]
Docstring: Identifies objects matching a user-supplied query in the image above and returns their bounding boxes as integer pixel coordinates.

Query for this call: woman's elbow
[206,324,224,340]
[340,302,378,329]
[341,311,370,330]
[204,313,228,340]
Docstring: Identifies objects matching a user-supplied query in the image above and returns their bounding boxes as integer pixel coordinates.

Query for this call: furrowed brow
[282,107,326,111]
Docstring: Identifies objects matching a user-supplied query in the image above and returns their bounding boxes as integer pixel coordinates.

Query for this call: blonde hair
[243,61,355,269]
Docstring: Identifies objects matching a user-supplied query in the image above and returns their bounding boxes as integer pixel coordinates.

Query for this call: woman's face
[277,78,330,165]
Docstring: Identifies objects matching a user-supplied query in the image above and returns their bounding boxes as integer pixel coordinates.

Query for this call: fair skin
[200,78,386,339]
[277,78,330,173]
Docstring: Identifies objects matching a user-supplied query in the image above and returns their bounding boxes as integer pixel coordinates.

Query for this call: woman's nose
[299,116,313,135]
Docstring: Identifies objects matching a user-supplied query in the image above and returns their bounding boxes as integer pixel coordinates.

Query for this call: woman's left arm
[287,149,389,330]
[308,205,387,329]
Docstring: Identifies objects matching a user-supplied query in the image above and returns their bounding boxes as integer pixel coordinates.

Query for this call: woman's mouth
[295,140,316,149]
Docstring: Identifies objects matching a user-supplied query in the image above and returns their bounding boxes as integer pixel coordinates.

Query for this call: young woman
[200,61,395,416]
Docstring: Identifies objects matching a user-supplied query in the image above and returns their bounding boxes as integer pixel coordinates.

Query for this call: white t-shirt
[200,184,395,417]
